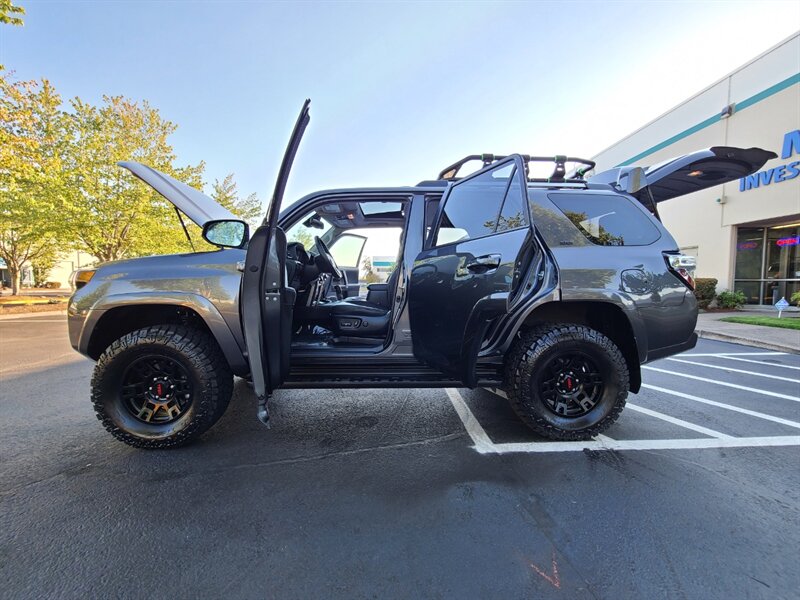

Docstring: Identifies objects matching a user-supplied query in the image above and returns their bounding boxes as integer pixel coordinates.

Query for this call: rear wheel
[505,324,628,440]
[91,325,233,449]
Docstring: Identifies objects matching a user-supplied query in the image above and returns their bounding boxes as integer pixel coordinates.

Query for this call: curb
[0,310,67,321]
[695,329,800,354]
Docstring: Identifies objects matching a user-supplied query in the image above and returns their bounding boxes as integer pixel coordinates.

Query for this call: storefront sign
[739,130,800,191]
[776,235,800,247]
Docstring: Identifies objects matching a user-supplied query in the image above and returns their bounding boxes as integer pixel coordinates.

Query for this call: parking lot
[1,314,799,599]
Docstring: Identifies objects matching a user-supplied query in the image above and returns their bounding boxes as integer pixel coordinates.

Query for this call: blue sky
[2,1,798,214]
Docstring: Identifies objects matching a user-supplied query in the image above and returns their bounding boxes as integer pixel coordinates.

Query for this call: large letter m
[781,130,800,159]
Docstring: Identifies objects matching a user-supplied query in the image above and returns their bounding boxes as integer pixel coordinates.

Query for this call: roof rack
[437,154,596,184]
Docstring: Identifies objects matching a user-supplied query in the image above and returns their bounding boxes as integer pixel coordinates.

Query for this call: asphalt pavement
[1,315,799,599]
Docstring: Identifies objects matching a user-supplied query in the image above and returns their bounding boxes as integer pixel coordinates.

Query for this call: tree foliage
[1,71,238,292]
[0,0,24,26]
[61,95,205,262]
[0,75,69,294]
[211,173,262,225]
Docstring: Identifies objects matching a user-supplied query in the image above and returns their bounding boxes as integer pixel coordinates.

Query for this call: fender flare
[79,291,248,375]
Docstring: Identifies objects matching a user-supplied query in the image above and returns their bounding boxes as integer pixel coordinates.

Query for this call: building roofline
[591,31,800,161]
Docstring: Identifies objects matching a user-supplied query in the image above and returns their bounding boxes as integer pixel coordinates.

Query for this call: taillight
[664,253,696,290]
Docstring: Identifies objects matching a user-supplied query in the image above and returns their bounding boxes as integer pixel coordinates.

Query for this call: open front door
[241,100,310,418]
[409,155,545,386]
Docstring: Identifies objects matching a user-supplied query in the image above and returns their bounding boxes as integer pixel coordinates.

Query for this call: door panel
[241,100,310,401]
[329,233,366,297]
[409,155,540,385]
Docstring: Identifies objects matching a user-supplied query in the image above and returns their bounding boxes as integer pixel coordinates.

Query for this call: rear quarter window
[545,192,661,246]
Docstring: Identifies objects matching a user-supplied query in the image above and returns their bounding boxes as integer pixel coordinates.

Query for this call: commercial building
[592,33,800,305]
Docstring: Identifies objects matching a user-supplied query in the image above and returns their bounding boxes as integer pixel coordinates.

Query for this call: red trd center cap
[150,378,172,398]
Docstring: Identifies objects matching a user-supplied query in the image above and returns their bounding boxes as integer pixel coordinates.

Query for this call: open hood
[118,161,237,227]
[590,146,777,208]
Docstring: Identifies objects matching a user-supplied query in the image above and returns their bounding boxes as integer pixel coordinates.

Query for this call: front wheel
[91,325,233,449]
[505,324,629,440]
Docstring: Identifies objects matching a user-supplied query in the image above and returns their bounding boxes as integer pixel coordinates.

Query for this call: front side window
[547,193,661,246]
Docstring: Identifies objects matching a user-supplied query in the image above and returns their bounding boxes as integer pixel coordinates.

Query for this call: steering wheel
[314,236,343,280]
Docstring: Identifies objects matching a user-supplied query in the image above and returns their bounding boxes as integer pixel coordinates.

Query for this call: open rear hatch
[590,146,777,214]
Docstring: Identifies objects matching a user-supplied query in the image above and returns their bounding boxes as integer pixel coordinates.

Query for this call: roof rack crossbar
[437,154,596,183]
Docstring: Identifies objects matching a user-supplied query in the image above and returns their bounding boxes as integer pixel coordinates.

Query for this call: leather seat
[323,268,398,336]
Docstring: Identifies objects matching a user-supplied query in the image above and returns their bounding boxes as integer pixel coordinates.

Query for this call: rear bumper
[645,332,698,362]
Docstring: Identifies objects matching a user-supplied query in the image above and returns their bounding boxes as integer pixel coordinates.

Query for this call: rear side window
[435,164,528,246]
[547,193,660,246]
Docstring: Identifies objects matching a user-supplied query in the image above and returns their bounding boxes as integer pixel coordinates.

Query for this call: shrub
[693,278,717,309]
[716,290,747,309]
[791,291,800,307]
[43,281,61,289]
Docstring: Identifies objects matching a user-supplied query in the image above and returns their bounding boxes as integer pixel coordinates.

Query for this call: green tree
[0,75,70,294]
[31,250,59,286]
[0,0,24,26]
[62,95,205,262]
[289,228,314,249]
[211,173,262,225]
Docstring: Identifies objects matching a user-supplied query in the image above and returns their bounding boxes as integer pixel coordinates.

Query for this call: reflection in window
[435,164,512,245]
[734,227,764,280]
[548,193,660,246]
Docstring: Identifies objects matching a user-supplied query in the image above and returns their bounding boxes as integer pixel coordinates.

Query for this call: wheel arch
[81,293,248,376]
[515,300,643,393]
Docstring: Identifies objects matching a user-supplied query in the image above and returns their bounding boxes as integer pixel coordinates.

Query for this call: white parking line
[642,366,800,402]
[483,436,800,454]
[641,384,800,430]
[682,352,787,357]
[445,388,495,453]
[450,388,800,454]
[714,355,800,371]
[665,357,800,383]
[626,403,732,439]
[450,380,800,454]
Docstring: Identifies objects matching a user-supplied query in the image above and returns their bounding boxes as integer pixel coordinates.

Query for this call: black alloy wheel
[91,325,233,449]
[538,352,604,418]
[121,355,193,424]
[505,323,629,440]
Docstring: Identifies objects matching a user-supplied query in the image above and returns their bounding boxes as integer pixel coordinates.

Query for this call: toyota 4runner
[67,101,776,448]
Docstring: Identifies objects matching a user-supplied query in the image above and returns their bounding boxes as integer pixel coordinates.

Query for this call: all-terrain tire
[91,325,233,449]
[505,324,629,441]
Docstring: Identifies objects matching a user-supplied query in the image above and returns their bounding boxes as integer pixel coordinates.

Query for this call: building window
[734,223,800,305]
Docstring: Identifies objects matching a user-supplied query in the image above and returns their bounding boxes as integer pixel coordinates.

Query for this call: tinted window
[435,163,516,246]
[547,193,660,246]
[497,173,528,232]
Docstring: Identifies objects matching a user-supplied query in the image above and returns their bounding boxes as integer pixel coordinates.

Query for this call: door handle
[465,254,501,273]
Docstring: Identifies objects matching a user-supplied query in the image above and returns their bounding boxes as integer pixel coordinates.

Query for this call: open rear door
[590,146,777,214]
[241,100,310,421]
[408,155,551,386]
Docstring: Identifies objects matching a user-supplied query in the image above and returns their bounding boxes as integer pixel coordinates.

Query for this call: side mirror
[202,220,249,248]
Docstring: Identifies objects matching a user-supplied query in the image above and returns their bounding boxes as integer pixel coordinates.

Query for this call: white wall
[592,33,800,290]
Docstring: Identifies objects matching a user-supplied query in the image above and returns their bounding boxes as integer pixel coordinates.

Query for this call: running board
[284,361,502,389]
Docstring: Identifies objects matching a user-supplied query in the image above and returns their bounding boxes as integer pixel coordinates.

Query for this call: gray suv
[67,101,776,448]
